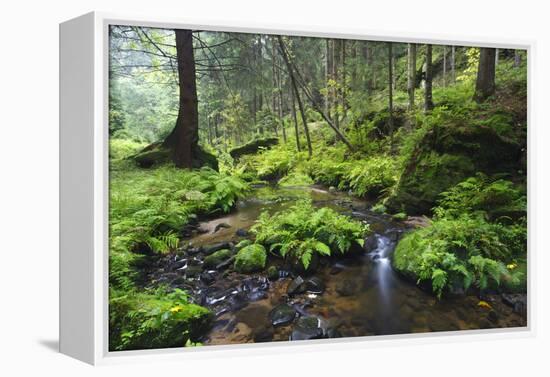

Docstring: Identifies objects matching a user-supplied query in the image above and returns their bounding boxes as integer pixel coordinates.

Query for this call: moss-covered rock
[234,244,267,273]
[133,142,218,170]
[109,290,212,351]
[203,249,233,269]
[386,124,522,215]
[229,137,279,159]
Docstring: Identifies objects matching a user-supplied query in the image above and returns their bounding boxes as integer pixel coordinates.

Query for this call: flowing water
[152,185,527,345]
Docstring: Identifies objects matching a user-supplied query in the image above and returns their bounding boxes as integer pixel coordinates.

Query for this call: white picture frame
[59,11,535,365]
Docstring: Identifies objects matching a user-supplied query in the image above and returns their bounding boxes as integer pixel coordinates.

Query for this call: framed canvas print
[60,12,532,365]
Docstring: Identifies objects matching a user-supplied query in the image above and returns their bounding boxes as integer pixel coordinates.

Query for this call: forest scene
[108,25,527,351]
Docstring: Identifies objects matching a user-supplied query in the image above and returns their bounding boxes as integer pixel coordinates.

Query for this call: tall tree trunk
[325,39,330,119]
[364,41,372,94]
[341,39,347,120]
[424,44,434,112]
[271,39,278,136]
[290,84,301,152]
[451,46,456,83]
[474,47,496,103]
[495,48,499,66]
[388,42,394,152]
[332,39,340,129]
[276,50,287,143]
[514,50,521,68]
[162,29,198,168]
[407,43,416,112]
[443,46,447,87]
[277,36,312,157]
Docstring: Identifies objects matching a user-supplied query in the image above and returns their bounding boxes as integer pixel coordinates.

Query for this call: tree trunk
[276,49,287,143]
[290,84,301,152]
[443,46,447,87]
[341,39,347,119]
[424,44,434,112]
[495,48,499,66]
[325,39,330,118]
[277,36,312,157]
[474,47,496,103]
[388,42,394,152]
[451,46,456,83]
[332,39,340,129]
[162,29,198,168]
[514,50,521,68]
[407,43,416,112]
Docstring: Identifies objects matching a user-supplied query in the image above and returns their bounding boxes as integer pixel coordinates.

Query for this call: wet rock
[328,186,337,193]
[336,279,359,297]
[305,277,325,294]
[287,276,306,295]
[200,271,217,285]
[203,242,232,255]
[216,255,236,270]
[185,265,203,279]
[253,326,274,343]
[290,317,325,341]
[329,265,344,275]
[267,266,279,281]
[186,247,202,256]
[170,258,188,271]
[270,304,297,327]
[234,244,267,273]
[488,310,499,323]
[235,228,249,237]
[214,222,231,233]
[363,235,378,253]
[203,249,233,269]
[501,293,527,316]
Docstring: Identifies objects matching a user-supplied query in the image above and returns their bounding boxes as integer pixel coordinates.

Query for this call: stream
[149,185,526,345]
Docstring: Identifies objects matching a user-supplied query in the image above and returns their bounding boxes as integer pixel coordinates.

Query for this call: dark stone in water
[488,310,499,323]
[287,276,306,295]
[290,317,325,341]
[185,265,203,279]
[501,293,527,316]
[214,222,231,233]
[170,258,188,271]
[235,228,249,237]
[305,277,325,294]
[200,271,217,285]
[336,279,359,297]
[203,242,232,255]
[330,265,344,275]
[187,247,202,255]
[216,255,236,270]
[364,235,378,253]
[267,266,279,281]
[270,304,297,327]
[253,326,274,343]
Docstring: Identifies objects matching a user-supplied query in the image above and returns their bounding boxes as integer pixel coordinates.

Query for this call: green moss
[109,288,212,351]
[234,244,267,273]
[203,249,233,269]
[229,137,279,159]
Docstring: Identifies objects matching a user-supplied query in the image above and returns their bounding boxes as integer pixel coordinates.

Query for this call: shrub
[252,200,368,269]
[344,156,397,197]
[393,215,526,298]
[109,288,212,351]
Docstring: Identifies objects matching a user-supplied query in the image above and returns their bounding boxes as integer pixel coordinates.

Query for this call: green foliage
[110,139,147,160]
[393,175,526,298]
[109,165,249,290]
[234,244,267,273]
[344,156,397,197]
[251,200,368,269]
[433,174,526,221]
[109,288,212,351]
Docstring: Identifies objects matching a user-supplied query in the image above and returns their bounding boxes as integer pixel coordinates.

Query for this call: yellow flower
[170,305,183,313]
[507,263,518,270]
[477,300,492,310]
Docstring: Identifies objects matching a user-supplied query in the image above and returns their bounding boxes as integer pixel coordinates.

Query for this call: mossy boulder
[229,137,279,159]
[234,244,267,273]
[133,142,218,170]
[386,124,522,215]
[109,291,212,351]
[203,249,233,269]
